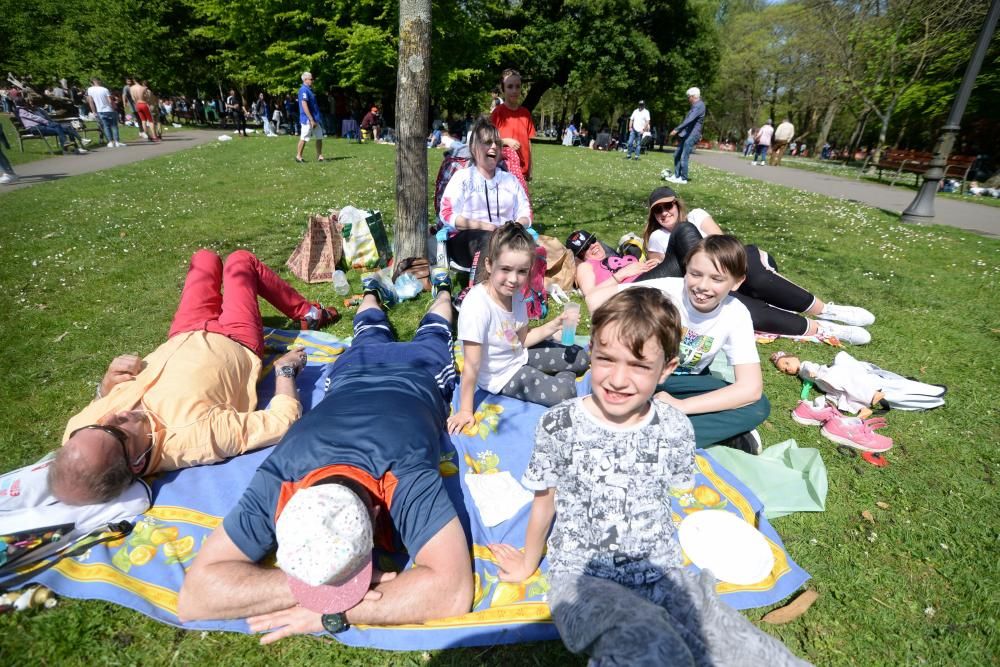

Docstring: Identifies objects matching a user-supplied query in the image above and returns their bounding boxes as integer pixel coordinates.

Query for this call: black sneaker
[718,429,762,455]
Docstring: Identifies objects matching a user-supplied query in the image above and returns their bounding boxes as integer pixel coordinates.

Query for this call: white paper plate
[677,510,774,585]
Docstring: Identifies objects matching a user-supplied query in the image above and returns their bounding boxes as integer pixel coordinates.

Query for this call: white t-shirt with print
[622,277,759,374]
[457,284,529,393]
[86,85,113,113]
[646,208,712,255]
[438,166,532,229]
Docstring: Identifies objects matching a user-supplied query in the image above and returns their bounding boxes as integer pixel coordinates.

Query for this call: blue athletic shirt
[223,365,457,563]
[298,84,319,126]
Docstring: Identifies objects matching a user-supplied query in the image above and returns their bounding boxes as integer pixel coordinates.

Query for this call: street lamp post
[901,0,1000,223]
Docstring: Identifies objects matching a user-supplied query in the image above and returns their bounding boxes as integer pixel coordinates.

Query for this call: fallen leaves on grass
[862,510,875,524]
[876,501,890,509]
[53,331,68,343]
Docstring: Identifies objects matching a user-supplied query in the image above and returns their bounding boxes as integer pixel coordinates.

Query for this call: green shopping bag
[708,439,827,519]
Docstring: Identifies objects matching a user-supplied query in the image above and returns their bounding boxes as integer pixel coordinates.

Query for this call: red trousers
[168,250,311,357]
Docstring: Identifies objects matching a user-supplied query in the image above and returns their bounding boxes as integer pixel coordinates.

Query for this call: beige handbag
[539,235,577,290]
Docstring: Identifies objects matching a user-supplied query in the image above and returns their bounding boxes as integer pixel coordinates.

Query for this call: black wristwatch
[321,612,350,635]
[276,365,298,379]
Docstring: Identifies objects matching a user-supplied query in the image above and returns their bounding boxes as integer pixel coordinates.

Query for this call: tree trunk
[815,99,838,154]
[394,0,432,261]
[846,108,871,164]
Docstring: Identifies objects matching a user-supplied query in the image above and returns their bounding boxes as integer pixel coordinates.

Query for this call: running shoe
[300,302,340,330]
[361,271,399,307]
[818,303,876,327]
[816,320,871,345]
[792,397,841,426]
[431,267,452,298]
[821,416,893,453]
[717,429,763,455]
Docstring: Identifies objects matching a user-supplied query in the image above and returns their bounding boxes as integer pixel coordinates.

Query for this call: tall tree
[395,0,432,260]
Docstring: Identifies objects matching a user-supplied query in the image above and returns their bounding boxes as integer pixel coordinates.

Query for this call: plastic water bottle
[331,270,350,295]
[561,302,580,346]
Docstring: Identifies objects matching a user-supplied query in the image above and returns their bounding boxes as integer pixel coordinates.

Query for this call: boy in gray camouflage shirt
[490,288,809,666]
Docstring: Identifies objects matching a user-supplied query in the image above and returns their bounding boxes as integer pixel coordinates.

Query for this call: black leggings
[636,223,816,336]
[446,230,491,272]
[732,246,814,335]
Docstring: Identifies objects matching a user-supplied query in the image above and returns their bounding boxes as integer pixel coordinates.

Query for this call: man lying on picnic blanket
[177,282,474,638]
[50,249,339,506]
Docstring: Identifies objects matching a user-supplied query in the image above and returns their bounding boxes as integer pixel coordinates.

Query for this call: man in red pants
[49,249,339,506]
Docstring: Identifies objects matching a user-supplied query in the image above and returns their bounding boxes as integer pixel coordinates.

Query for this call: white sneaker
[817,320,871,345]
[75,147,89,154]
[0,173,17,185]
[818,303,875,327]
[674,177,689,185]
[116,141,127,147]
[139,132,148,139]
[81,138,93,145]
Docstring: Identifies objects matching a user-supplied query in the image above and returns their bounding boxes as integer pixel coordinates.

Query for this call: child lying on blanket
[488,289,808,666]
[448,223,589,434]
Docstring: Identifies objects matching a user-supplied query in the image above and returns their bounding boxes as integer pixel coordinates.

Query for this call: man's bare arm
[345,516,473,625]
[177,527,294,622]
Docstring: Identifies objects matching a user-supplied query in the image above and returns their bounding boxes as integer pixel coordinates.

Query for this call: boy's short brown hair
[591,288,681,361]
[685,235,747,280]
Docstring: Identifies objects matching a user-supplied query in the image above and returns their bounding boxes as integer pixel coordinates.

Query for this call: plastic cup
[561,302,581,346]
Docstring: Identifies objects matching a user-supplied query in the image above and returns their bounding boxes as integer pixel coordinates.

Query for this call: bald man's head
[49,431,133,506]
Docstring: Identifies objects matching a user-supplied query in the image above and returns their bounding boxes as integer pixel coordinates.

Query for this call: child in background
[490,69,537,182]
[489,288,807,666]
[447,223,589,434]
[586,235,770,453]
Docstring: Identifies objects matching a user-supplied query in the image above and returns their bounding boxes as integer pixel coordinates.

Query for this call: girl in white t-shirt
[641,186,875,344]
[447,223,589,434]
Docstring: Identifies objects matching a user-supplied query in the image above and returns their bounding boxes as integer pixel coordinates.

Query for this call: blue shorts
[322,309,457,403]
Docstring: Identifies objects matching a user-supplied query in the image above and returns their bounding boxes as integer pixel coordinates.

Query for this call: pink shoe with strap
[791,398,841,426]
[821,416,893,453]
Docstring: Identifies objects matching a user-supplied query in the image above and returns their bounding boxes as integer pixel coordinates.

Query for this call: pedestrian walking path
[1,129,220,192]
[690,150,1000,237]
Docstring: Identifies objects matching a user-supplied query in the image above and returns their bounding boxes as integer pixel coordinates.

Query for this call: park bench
[8,111,60,154]
[863,148,977,193]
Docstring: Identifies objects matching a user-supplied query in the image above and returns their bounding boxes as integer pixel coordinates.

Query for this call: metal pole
[901,0,1000,223]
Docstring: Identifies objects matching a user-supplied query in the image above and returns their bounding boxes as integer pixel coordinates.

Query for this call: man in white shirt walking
[769,118,795,166]
[87,78,125,148]
[625,100,650,161]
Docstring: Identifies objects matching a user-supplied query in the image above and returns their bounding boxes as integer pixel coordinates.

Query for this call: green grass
[2,139,999,665]
[773,155,1000,209]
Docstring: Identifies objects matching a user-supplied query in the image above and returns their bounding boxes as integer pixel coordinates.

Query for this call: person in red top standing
[490,69,537,183]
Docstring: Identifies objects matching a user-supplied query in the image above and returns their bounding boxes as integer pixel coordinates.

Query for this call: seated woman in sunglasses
[438,116,532,272]
[48,249,339,506]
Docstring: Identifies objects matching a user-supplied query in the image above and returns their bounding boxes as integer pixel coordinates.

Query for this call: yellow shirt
[62,331,301,473]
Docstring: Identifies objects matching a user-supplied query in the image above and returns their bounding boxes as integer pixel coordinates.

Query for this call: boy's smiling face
[684,250,744,313]
[502,75,522,107]
[586,325,677,427]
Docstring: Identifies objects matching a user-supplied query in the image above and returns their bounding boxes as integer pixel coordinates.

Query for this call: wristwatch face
[321,612,348,634]
[276,365,297,378]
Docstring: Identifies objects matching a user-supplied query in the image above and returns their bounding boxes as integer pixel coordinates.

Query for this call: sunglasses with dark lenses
[69,424,134,475]
[652,201,677,214]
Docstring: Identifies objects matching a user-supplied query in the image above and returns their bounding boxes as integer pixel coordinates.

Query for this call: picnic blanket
[17,329,809,650]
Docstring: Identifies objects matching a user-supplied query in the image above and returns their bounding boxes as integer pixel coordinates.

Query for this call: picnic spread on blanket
[2,329,810,649]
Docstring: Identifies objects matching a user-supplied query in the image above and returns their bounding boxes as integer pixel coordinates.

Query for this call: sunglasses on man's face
[69,424,134,476]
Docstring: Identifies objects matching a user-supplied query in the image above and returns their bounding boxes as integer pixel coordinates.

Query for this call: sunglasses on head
[68,424,137,479]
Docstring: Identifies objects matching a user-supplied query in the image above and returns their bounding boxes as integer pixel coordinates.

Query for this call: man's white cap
[276,484,373,614]
[686,87,701,98]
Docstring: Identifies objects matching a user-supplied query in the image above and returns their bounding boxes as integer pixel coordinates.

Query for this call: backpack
[1,453,151,589]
